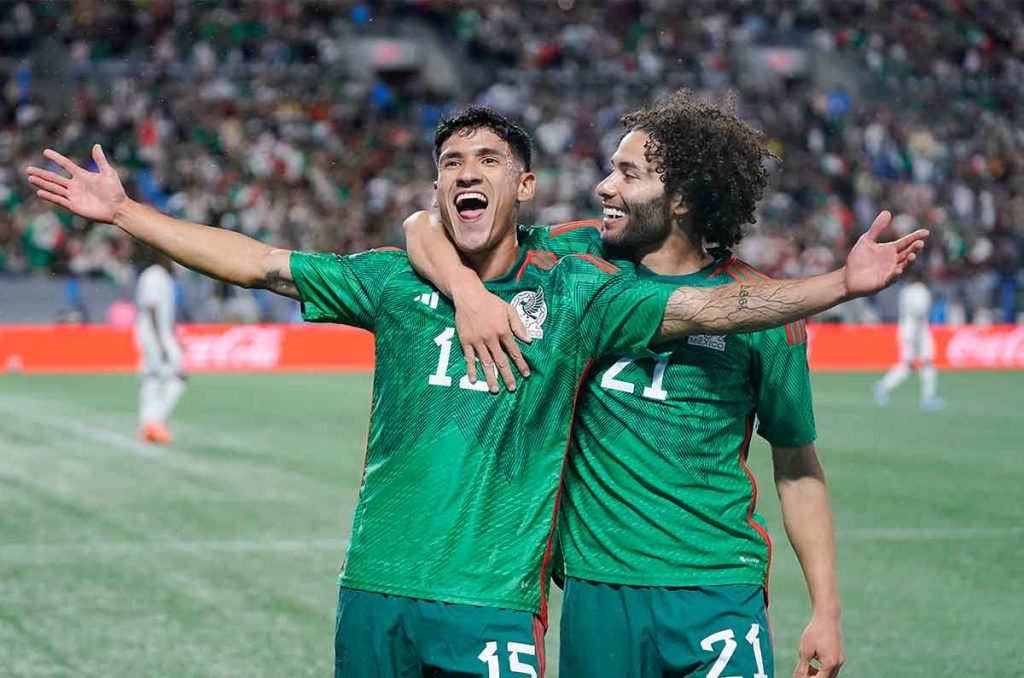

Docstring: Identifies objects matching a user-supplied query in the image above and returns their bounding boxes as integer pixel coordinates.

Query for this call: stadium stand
[1,1,1021,323]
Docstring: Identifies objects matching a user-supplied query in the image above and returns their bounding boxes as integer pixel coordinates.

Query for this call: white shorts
[138,334,183,378]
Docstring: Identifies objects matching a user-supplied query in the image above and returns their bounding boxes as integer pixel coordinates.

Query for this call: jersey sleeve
[751,322,817,447]
[289,249,406,330]
[558,255,673,358]
[518,220,604,258]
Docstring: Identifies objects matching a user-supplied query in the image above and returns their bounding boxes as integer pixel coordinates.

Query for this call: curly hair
[433,105,533,172]
[621,90,776,251]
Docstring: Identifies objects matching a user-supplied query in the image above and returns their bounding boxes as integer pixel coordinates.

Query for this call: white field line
[0,393,154,456]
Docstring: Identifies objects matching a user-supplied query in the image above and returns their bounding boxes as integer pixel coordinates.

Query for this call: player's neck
[638,226,712,276]
[461,233,521,281]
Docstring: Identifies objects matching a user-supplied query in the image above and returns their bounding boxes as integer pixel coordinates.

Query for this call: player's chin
[600,216,629,242]
[451,224,495,253]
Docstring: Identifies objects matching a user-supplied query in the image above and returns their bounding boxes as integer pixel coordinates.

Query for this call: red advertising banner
[1,323,1023,373]
[0,324,374,373]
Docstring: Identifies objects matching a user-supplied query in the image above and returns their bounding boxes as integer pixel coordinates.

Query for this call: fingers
[42,149,81,176]
[92,144,111,172]
[893,228,930,251]
[864,210,893,241]
[462,343,478,383]
[500,332,530,380]
[896,244,924,270]
[35,189,71,210]
[487,338,517,392]
[507,306,532,345]
[27,174,69,197]
[818,662,841,678]
[794,647,812,678]
[26,167,71,187]
[475,344,500,394]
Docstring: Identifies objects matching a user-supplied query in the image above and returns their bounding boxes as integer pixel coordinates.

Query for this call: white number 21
[700,623,768,678]
[599,355,669,400]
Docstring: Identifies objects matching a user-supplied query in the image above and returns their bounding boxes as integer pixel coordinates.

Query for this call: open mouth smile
[455,192,489,222]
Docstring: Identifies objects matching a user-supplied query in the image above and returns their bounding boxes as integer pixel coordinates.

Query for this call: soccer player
[27,106,923,678]
[404,92,885,677]
[135,248,185,444]
[874,269,944,410]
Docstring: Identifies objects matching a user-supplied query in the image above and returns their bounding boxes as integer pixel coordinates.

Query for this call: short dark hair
[433,105,533,172]
[621,90,776,250]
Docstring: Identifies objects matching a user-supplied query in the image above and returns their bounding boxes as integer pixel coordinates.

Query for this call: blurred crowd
[1,0,1022,323]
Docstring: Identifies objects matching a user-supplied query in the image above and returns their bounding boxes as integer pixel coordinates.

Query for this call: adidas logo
[688,334,726,351]
[414,291,439,309]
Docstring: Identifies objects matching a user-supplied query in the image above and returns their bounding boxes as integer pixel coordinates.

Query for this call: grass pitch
[1,371,1021,676]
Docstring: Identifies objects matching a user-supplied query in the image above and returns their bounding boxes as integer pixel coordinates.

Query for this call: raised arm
[404,209,529,392]
[27,145,298,299]
[656,211,928,340]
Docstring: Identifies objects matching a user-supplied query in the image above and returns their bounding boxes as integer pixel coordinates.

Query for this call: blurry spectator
[1,0,1021,324]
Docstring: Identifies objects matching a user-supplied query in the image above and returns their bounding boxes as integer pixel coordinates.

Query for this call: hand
[794,614,844,678]
[843,211,928,298]
[26,145,127,223]
[453,284,531,393]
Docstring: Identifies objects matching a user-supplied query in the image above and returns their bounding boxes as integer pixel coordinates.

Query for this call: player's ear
[670,193,689,217]
[431,181,439,208]
[517,171,536,202]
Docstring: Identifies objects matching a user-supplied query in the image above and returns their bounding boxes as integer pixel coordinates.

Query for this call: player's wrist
[449,267,487,305]
[833,267,853,301]
[111,197,141,230]
[811,599,842,620]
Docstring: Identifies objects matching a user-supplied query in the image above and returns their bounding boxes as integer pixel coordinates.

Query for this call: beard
[602,194,673,261]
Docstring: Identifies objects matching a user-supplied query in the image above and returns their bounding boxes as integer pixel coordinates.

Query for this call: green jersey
[289,244,672,621]
[524,223,816,589]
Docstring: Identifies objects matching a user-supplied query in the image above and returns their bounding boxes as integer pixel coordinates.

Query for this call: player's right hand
[453,286,531,393]
[26,144,127,224]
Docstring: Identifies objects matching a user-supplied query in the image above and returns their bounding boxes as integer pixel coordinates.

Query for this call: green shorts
[334,586,546,678]
[560,578,772,678]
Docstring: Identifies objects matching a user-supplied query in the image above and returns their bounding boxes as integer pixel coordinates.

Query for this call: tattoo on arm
[658,277,831,339]
[263,268,300,300]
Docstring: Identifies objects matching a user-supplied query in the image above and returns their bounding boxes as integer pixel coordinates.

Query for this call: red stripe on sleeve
[736,260,768,280]
[574,253,620,274]
[549,219,600,238]
[709,255,737,278]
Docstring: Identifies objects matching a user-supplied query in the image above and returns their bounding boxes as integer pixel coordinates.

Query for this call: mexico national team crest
[511,288,547,339]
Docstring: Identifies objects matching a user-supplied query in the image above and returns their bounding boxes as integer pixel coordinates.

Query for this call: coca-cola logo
[180,326,284,370]
[945,327,1024,368]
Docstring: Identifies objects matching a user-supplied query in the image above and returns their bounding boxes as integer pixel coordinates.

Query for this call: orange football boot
[140,422,173,445]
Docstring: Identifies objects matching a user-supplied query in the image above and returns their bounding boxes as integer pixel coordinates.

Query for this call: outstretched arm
[656,211,927,340]
[404,210,529,392]
[27,145,298,299]
[773,444,844,678]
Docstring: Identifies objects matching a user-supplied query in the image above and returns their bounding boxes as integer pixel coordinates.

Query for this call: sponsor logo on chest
[687,334,726,351]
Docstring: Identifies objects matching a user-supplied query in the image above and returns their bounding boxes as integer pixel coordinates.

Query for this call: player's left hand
[793,613,844,677]
[843,210,928,298]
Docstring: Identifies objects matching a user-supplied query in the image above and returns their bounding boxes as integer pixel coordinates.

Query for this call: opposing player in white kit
[874,270,944,410]
[136,250,186,443]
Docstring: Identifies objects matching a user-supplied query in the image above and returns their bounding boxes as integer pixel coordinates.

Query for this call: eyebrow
[612,157,643,172]
[439,146,510,162]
